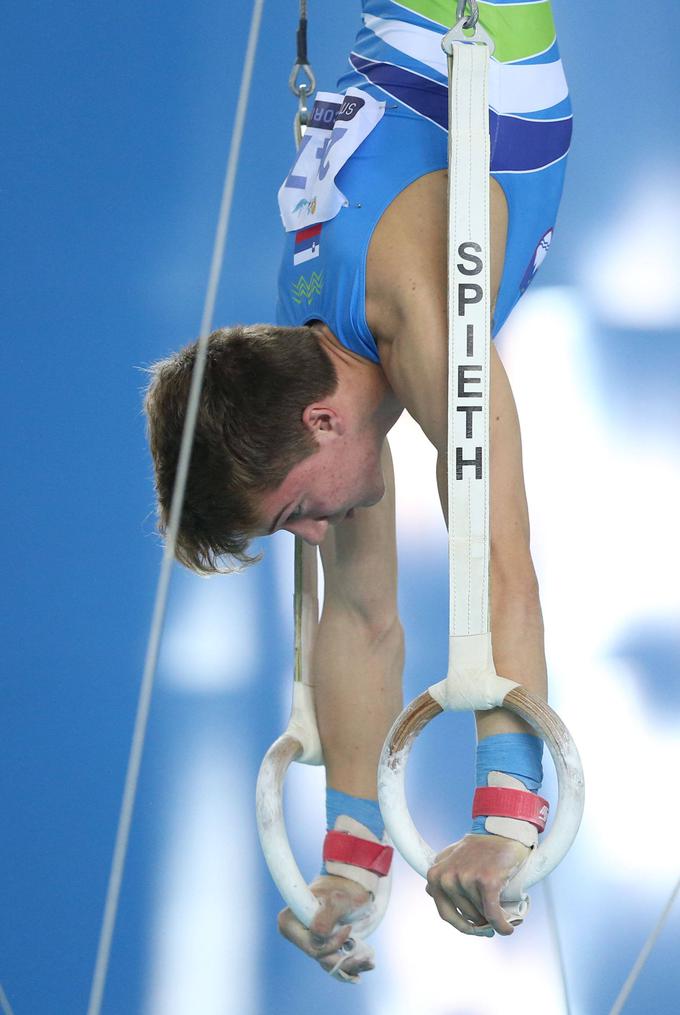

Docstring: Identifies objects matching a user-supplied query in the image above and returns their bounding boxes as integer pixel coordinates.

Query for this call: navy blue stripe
[490,110,572,171]
[350,52,572,172]
[351,52,448,125]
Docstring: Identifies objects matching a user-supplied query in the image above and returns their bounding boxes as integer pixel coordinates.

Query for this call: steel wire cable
[0,984,16,1015]
[85,3,266,1013]
[608,873,680,1015]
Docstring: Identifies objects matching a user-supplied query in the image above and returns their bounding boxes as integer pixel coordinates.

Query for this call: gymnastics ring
[256,725,391,938]
[256,540,390,963]
[378,643,585,923]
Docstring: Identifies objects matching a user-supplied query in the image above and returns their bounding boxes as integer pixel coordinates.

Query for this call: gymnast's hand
[278,873,376,981]
[426,834,531,937]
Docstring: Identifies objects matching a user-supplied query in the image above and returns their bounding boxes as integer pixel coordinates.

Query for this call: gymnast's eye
[287,504,304,523]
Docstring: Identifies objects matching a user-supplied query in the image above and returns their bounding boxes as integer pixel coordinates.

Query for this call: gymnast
[145,0,571,980]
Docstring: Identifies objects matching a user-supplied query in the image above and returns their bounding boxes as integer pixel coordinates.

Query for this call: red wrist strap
[323,831,394,877]
[472,787,550,831]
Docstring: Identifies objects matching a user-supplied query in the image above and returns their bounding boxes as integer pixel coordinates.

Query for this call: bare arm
[369,171,547,730]
[433,346,548,739]
[277,442,403,975]
[367,171,547,935]
[315,441,403,796]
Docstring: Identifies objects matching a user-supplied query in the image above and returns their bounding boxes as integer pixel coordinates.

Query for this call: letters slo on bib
[377,16,585,924]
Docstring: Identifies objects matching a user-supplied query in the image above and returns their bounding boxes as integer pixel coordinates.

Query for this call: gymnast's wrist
[470,732,549,848]
[322,787,391,895]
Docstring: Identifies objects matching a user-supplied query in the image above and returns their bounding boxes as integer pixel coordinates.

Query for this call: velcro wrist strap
[323,830,394,876]
[472,786,549,832]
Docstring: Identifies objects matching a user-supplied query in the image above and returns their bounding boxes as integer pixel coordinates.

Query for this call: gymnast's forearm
[477,563,548,739]
[313,603,404,799]
[436,448,548,739]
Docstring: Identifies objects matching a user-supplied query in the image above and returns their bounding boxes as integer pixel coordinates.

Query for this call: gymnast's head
[145,324,387,574]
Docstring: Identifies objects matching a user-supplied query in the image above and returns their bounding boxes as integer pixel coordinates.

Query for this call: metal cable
[289,0,315,144]
[456,0,479,29]
[84,3,266,1013]
[0,984,16,1015]
[608,874,680,1015]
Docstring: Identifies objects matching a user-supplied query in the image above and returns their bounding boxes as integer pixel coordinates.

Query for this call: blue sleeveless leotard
[277,0,572,362]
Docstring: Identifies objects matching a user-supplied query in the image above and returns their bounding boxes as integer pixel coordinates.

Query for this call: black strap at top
[295,1,309,66]
[296,17,308,65]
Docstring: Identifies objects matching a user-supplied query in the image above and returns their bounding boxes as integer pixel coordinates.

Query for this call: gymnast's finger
[278,905,353,958]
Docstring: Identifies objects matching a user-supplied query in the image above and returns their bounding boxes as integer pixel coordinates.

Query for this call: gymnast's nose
[286,517,329,544]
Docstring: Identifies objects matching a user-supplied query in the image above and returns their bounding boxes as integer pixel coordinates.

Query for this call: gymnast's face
[258,408,386,545]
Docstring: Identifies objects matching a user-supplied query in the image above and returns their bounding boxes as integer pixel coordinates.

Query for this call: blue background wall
[3,2,679,1013]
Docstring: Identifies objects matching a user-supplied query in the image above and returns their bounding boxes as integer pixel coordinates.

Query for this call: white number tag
[278,88,385,232]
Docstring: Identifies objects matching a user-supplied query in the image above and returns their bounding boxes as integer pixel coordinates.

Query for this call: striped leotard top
[276,0,572,357]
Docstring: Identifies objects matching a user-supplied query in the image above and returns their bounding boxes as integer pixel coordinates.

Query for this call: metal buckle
[442,15,495,57]
[289,64,316,148]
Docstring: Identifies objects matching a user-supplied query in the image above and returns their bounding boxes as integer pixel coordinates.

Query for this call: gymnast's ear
[302,404,346,437]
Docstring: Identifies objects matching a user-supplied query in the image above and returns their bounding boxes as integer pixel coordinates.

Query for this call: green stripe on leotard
[399,0,557,63]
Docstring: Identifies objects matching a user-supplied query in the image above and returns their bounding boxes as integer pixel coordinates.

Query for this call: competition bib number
[278,88,384,232]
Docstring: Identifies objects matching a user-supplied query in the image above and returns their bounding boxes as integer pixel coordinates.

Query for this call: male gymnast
[145,0,572,980]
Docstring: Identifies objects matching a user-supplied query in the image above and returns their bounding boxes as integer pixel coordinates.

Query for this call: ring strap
[473,787,550,832]
[323,831,394,876]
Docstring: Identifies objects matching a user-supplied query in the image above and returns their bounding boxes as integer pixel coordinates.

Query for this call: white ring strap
[378,22,585,926]
[445,35,491,649]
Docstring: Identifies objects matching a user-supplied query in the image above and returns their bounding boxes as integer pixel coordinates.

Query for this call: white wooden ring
[377,684,585,912]
[256,732,391,938]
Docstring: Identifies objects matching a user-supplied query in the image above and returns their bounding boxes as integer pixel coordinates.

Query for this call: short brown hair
[144,324,337,573]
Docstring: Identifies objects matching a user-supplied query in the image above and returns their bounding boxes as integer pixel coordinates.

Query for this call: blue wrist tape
[326,787,385,839]
[321,788,384,874]
[471,733,543,836]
